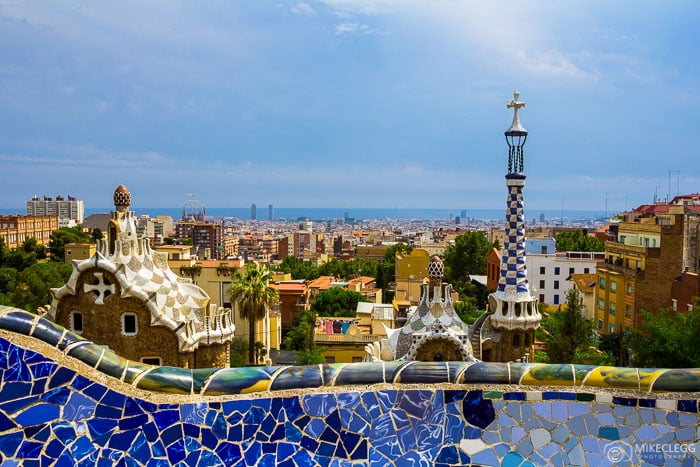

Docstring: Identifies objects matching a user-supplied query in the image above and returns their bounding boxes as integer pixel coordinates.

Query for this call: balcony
[596,261,644,280]
[314,333,383,343]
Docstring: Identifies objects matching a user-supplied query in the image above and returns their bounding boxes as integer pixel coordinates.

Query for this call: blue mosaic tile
[462,390,495,429]
[677,400,698,413]
[504,391,526,401]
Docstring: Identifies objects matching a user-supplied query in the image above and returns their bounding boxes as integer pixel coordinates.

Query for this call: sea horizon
[1,206,611,222]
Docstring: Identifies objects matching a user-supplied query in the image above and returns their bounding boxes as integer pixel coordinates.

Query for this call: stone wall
[1,306,699,465]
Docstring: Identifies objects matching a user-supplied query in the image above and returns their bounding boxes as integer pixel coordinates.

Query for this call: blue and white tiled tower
[488,91,541,333]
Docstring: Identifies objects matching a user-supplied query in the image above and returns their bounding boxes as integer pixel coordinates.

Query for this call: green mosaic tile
[576,393,595,401]
[484,390,503,399]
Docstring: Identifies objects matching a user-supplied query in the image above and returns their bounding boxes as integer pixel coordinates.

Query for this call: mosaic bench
[1,306,699,466]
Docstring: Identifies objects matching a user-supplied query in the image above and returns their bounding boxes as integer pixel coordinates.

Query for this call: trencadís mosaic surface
[1,306,699,465]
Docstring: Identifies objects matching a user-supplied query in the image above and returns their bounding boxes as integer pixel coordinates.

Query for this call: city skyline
[1,1,697,211]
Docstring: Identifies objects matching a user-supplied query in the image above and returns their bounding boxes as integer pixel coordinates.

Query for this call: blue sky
[1,1,697,211]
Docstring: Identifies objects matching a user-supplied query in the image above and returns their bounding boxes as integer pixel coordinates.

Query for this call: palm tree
[229,263,279,365]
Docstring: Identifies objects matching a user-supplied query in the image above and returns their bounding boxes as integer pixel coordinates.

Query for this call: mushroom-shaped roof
[114,184,131,209]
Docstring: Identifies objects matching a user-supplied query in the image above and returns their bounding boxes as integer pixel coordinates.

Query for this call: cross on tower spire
[506,91,526,133]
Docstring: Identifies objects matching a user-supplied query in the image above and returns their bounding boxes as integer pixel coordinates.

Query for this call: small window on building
[325,356,336,363]
[597,319,603,330]
[71,312,83,333]
[626,283,632,295]
[609,324,615,334]
[610,303,616,315]
[539,294,545,303]
[352,356,363,363]
[553,295,560,305]
[584,268,590,274]
[610,281,617,293]
[599,277,605,289]
[141,357,161,365]
[553,280,559,290]
[122,313,138,336]
[598,298,605,310]
[539,280,545,289]
[554,267,560,275]
[569,267,575,275]
[539,266,545,274]
[625,305,631,318]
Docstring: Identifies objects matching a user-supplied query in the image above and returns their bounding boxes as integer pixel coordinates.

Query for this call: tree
[542,287,593,363]
[230,337,248,367]
[454,299,485,325]
[628,306,700,368]
[49,227,92,261]
[312,287,368,317]
[254,341,268,365]
[283,310,315,351]
[443,231,493,286]
[555,229,604,252]
[229,263,279,365]
[5,262,72,312]
[91,228,104,242]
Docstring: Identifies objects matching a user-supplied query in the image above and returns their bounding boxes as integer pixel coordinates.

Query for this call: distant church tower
[475,92,541,362]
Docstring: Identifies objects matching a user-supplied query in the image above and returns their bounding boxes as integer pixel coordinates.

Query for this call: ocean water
[49,207,606,222]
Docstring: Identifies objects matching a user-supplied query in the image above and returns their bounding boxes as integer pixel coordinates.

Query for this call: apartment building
[0,214,59,249]
[26,195,84,225]
[595,207,692,335]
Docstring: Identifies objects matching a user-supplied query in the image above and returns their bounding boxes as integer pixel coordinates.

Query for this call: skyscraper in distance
[251,203,256,220]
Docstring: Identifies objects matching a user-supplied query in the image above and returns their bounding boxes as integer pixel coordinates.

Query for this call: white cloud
[291,2,315,14]
[334,21,358,35]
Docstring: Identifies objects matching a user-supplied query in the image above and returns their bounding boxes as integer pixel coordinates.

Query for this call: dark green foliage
[4,238,46,270]
[91,228,104,242]
[542,287,593,363]
[230,337,248,367]
[628,306,700,368]
[318,257,377,280]
[162,237,174,245]
[443,231,492,285]
[555,229,604,252]
[283,310,315,351]
[312,287,368,317]
[276,255,320,280]
[454,299,485,325]
[294,348,325,365]
[598,331,626,365]
[0,262,72,312]
[48,227,92,261]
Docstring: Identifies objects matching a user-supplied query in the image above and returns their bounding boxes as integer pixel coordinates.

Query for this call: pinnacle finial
[506,90,527,134]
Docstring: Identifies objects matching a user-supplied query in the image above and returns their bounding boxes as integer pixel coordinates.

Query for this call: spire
[487,91,540,332]
[504,91,528,174]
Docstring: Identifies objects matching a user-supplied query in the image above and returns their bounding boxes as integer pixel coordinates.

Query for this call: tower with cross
[472,92,541,363]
